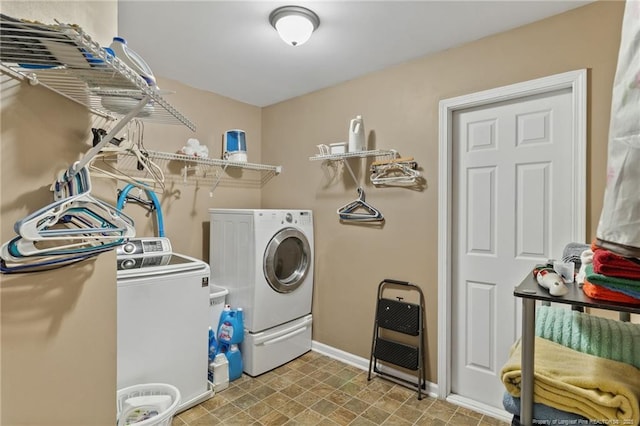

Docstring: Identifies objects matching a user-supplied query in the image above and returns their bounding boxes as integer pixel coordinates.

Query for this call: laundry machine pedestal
[241,314,312,376]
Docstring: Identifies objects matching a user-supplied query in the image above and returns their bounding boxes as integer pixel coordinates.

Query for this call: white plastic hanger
[370,157,421,186]
[15,166,136,243]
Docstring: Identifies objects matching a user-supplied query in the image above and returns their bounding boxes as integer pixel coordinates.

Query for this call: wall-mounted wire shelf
[110,150,282,191]
[309,149,397,162]
[0,13,195,130]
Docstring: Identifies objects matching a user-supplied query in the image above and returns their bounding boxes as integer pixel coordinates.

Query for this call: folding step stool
[367,278,426,400]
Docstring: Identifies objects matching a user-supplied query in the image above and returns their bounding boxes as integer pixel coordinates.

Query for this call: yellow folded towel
[501,337,640,424]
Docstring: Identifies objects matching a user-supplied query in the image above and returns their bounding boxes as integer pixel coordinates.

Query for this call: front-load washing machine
[209,209,314,376]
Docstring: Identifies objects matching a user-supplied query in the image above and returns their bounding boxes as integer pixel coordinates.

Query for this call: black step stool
[367,278,426,400]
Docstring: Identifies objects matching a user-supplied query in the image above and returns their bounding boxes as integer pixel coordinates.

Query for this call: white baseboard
[446,394,512,423]
[311,340,438,398]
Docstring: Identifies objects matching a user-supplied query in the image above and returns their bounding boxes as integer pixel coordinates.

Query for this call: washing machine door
[263,227,311,293]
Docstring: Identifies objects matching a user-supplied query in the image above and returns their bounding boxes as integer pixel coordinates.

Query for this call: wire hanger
[337,187,384,222]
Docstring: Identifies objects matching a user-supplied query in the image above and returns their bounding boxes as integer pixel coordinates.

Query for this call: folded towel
[585,279,640,300]
[583,280,640,305]
[535,305,640,368]
[585,265,640,298]
[502,391,588,422]
[501,337,640,424]
[594,248,640,280]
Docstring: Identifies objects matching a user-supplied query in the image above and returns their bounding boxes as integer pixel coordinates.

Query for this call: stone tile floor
[172,351,510,425]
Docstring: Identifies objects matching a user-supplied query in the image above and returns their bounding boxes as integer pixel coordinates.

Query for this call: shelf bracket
[342,159,359,187]
[70,95,151,177]
[208,163,230,197]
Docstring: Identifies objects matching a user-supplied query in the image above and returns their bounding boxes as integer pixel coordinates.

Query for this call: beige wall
[0,2,260,425]
[261,1,624,383]
[117,77,262,260]
[0,3,119,425]
[0,1,628,423]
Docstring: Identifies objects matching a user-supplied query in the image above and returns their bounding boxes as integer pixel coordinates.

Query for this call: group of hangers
[87,119,165,193]
[337,187,384,223]
[370,156,422,186]
[0,164,136,274]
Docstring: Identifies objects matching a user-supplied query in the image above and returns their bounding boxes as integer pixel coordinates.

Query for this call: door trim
[437,69,587,405]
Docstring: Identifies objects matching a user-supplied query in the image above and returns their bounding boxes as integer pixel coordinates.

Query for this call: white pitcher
[348,115,366,152]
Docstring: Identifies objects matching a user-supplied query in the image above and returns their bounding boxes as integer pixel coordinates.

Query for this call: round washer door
[263,227,311,293]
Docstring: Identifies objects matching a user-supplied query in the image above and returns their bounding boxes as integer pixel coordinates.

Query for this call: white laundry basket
[116,383,181,426]
[210,285,229,332]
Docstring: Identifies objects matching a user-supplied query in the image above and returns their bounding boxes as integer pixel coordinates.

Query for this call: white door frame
[437,69,587,406]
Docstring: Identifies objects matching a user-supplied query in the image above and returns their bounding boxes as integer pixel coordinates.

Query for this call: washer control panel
[116,237,172,257]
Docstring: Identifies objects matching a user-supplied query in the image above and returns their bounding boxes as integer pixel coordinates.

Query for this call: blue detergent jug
[208,327,217,362]
[226,344,243,381]
[217,306,244,345]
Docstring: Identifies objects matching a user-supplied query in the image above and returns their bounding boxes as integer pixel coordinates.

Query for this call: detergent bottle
[210,352,229,392]
[217,306,244,345]
[108,36,156,87]
[226,344,243,381]
[208,327,217,362]
[348,115,366,152]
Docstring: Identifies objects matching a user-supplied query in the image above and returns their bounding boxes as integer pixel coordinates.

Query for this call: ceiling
[118,1,594,107]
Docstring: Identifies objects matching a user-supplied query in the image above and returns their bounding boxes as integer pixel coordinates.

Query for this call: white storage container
[210,285,229,333]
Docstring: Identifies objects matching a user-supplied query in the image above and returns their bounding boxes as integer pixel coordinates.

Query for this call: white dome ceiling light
[269,5,320,47]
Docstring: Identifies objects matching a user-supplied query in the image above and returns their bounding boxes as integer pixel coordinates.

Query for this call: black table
[513,273,640,426]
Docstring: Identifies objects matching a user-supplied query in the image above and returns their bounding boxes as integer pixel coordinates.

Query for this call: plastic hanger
[117,183,165,237]
[2,235,125,260]
[17,170,136,242]
[370,157,421,186]
[0,244,113,274]
[337,187,384,222]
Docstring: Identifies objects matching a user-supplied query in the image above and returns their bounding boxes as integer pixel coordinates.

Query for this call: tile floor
[172,351,511,426]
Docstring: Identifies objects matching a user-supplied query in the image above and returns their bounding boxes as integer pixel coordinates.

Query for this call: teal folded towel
[585,264,640,299]
[535,305,640,368]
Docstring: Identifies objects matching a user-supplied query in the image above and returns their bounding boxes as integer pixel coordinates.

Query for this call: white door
[450,88,577,409]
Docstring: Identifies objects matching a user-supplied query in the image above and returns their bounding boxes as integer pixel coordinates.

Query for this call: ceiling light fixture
[269,5,320,47]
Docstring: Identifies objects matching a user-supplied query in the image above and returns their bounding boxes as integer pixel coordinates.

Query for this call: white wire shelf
[103,150,282,190]
[148,151,282,174]
[309,149,397,161]
[0,14,195,130]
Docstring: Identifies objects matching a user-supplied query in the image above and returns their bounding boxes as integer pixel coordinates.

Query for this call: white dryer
[209,209,314,376]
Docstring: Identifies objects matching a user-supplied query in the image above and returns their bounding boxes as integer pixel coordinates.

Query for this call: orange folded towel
[582,279,640,305]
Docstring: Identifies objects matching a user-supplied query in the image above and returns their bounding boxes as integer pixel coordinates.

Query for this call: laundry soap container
[109,36,156,86]
[348,115,366,152]
[209,353,229,393]
[209,285,229,334]
[217,306,244,345]
[226,344,243,381]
